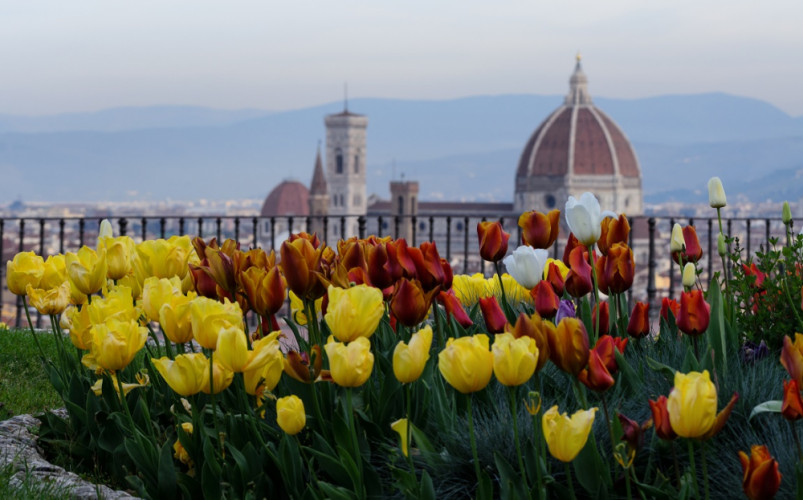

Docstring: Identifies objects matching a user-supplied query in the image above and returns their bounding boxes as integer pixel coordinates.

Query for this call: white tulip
[682,263,696,288]
[502,245,549,289]
[670,223,684,253]
[564,192,616,247]
[708,177,727,208]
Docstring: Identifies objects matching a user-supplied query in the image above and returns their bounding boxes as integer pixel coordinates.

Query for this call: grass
[0,328,62,420]
[0,462,76,500]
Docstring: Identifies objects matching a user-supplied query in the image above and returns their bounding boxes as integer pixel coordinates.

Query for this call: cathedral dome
[516,59,640,180]
[261,180,309,217]
[514,56,643,215]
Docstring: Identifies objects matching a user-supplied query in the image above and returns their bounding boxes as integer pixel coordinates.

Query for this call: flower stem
[625,466,634,500]
[466,394,482,486]
[209,351,223,455]
[405,383,415,474]
[587,245,601,343]
[346,388,365,500]
[572,378,589,410]
[21,296,46,360]
[601,393,617,458]
[700,441,710,500]
[565,461,577,500]
[687,439,701,500]
[508,386,527,489]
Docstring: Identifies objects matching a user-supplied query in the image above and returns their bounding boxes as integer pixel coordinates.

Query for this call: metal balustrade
[0,214,798,328]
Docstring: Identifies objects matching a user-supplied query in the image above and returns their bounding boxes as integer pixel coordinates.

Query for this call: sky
[1,1,802,116]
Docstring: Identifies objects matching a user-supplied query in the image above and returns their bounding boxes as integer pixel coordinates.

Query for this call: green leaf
[645,356,676,384]
[317,482,354,500]
[157,439,178,500]
[201,461,222,500]
[707,277,728,378]
[476,470,494,500]
[573,432,611,495]
[614,349,642,393]
[494,451,529,500]
[749,400,783,421]
[419,470,436,500]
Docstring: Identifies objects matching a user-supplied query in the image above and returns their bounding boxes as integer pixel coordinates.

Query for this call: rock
[0,413,141,499]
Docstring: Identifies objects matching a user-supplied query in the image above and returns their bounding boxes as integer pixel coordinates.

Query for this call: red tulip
[578,349,615,392]
[592,334,626,375]
[438,289,473,328]
[660,297,680,323]
[565,246,593,298]
[602,243,635,294]
[545,261,566,296]
[671,226,703,264]
[410,241,446,292]
[648,396,677,441]
[390,278,438,327]
[562,233,582,267]
[676,290,710,336]
[479,296,506,334]
[547,317,589,376]
[477,221,510,262]
[531,281,560,318]
[592,302,610,336]
[518,209,560,249]
[627,302,650,339]
[598,214,630,256]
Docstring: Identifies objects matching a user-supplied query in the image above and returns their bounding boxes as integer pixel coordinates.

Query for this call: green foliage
[0,329,61,419]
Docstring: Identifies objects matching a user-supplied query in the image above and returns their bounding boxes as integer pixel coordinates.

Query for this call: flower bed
[4,178,801,499]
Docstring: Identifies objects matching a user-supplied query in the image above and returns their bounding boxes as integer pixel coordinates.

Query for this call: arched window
[354,154,360,173]
[336,148,343,174]
[398,196,405,215]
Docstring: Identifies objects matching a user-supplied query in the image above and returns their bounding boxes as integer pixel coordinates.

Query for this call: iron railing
[0,214,797,328]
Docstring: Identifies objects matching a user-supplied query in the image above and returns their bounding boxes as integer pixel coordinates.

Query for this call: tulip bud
[479,296,507,334]
[717,232,727,257]
[738,445,782,500]
[276,395,306,435]
[667,370,717,438]
[782,379,803,421]
[477,221,510,262]
[542,406,598,462]
[783,201,793,225]
[708,177,727,208]
[682,263,696,289]
[676,290,710,336]
[391,419,410,457]
[670,224,684,254]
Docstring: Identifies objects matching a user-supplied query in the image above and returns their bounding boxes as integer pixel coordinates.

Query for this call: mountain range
[1,93,802,205]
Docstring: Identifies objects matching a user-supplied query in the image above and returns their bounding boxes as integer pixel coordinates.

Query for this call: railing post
[479,217,486,275]
[16,219,25,328]
[463,216,469,274]
[58,219,65,254]
[37,219,45,328]
[340,216,346,241]
[627,216,634,309]
[216,217,222,243]
[765,218,771,252]
[198,217,204,239]
[159,218,166,239]
[141,217,147,242]
[0,219,4,321]
[252,217,258,249]
[746,219,751,257]
[323,216,329,244]
[358,216,366,239]
[119,217,128,237]
[707,218,713,283]
[668,217,675,299]
[429,216,434,243]
[647,218,656,309]
[179,217,185,236]
[377,216,384,237]
[446,216,452,261]
[411,216,417,245]
[288,217,294,237]
[394,216,400,240]
[270,217,276,251]
[79,218,85,247]
[727,219,733,281]
[306,216,311,235]
[234,217,240,243]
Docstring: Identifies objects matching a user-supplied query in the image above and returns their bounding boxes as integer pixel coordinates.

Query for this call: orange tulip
[280,237,326,301]
[545,260,566,296]
[337,237,367,272]
[676,290,710,336]
[627,302,650,338]
[592,302,610,336]
[601,243,635,294]
[479,296,506,334]
[648,396,677,440]
[438,289,473,328]
[592,335,627,375]
[547,317,589,376]
[660,297,680,323]
[365,242,393,291]
[598,214,630,255]
[738,445,782,500]
[386,239,417,282]
[506,312,551,372]
[783,379,803,421]
[562,233,582,267]
[390,278,438,328]
[284,345,326,383]
[671,226,703,265]
[518,209,560,249]
[241,266,286,319]
[532,281,560,318]
[578,349,614,392]
[477,221,510,262]
[565,246,593,298]
[781,334,803,386]
[410,242,446,292]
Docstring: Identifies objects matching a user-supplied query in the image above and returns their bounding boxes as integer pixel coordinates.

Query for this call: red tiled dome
[260,180,309,217]
[516,60,640,180]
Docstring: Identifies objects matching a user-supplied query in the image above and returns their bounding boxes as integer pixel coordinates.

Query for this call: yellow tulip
[324,284,384,342]
[26,282,71,316]
[666,370,717,438]
[137,235,192,279]
[118,252,148,300]
[142,276,183,322]
[87,285,140,324]
[542,405,598,462]
[216,325,280,373]
[90,372,149,396]
[200,358,234,394]
[173,422,194,466]
[438,334,494,394]
[391,418,410,457]
[101,236,135,281]
[276,395,306,435]
[6,251,45,296]
[159,294,195,344]
[68,277,88,306]
[151,353,209,396]
[243,333,284,395]
[40,255,67,290]
[492,332,538,387]
[489,274,533,305]
[393,325,432,383]
[82,318,148,372]
[190,296,243,350]
[63,305,92,350]
[452,273,491,307]
[97,219,114,241]
[66,246,107,296]
[324,335,374,387]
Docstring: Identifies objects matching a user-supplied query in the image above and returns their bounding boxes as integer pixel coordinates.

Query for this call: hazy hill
[0,93,801,204]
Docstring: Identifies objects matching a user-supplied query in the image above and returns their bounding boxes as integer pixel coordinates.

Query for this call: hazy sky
[2,1,802,116]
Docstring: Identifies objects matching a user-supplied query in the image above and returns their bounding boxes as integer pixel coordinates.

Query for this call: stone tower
[308,145,329,238]
[390,179,419,242]
[324,106,368,238]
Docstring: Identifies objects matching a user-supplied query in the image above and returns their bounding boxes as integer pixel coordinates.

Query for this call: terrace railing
[1,213,798,328]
